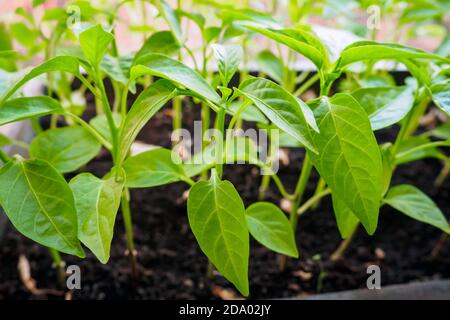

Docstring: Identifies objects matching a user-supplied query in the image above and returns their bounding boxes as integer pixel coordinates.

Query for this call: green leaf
[245,202,298,257]
[79,24,113,67]
[307,94,383,235]
[239,24,329,70]
[337,41,449,69]
[124,148,185,188]
[70,172,124,263]
[30,126,101,173]
[211,44,242,87]
[0,96,63,125]
[384,185,450,233]
[11,22,39,49]
[118,80,177,164]
[100,54,133,86]
[0,157,84,257]
[156,0,183,45]
[256,50,284,83]
[90,112,122,144]
[135,31,181,61]
[132,53,221,105]
[237,77,317,153]
[187,171,249,296]
[430,82,450,115]
[332,196,359,239]
[351,86,415,130]
[228,101,268,124]
[1,56,80,102]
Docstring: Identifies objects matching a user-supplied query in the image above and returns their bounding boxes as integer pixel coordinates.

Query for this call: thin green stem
[271,174,294,200]
[121,188,138,278]
[297,188,332,216]
[330,224,359,262]
[65,112,112,150]
[290,154,313,230]
[0,149,11,163]
[311,177,326,210]
[49,248,66,286]
[294,73,320,97]
[214,108,226,179]
[258,175,271,200]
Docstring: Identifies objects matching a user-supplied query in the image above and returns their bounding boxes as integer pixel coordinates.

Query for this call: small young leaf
[384,185,450,233]
[430,82,450,116]
[0,157,84,257]
[0,96,63,125]
[124,148,185,188]
[132,53,221,105]
[156,0,183,45]
[245,202,298,257]
[79,24,113,67]
[70,172,124,263]
[307,94,383,235]
[352,86,415,130]
[211,44,243,87]
[135,31,181,61]
[237,77,317,153]
[188,171,249,296]
[118,80,177,164]
[30,126,101,173]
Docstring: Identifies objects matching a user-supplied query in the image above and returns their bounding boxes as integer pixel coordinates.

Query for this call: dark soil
[1,74,449,300]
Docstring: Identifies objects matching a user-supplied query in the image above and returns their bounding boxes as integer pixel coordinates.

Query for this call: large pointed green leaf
[1,56,80,102]
[211,44,242,87]
[70,172,123,263]
[124,148,186,188]
[30,126,101,173]
[384,185,450,233]
[0,96,63,125]
[0,157,84,257]
[307,94,383,234]
[187,171,249,296]
[132,53,221,105]
[430,82,450,116]
[245,202,298,257]
[351,86,415,130]
[337,41,449,69]
[256,50,284,83]
[239,24,329,70]
[237,77,317,153]
[118,80,177,164]
[79,24,113,67]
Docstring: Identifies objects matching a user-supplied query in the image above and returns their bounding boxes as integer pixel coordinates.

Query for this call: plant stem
[258,174,271,200]
[297,188,332,216]
[290,154,313,230]
[330,224,358,262]
[294,73,320,97]
[65,112,112,150]
[430,233,449,259]
[311,177,326,210]
[49,248,66,286]
[435,161,449,188]
[121,188,138,278]
[0,149,11,163]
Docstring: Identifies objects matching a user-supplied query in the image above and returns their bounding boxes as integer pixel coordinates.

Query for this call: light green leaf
[90,112,122,144]
[70,172,123,263]
[227,101,268,124]
[256,50,284,83]
[1,56,80,102]
[156,0,183,45]
[0,96,63,125]
[118,80,177,164]
[135,31,181,61]
[132,53,221,105]
[30,126,101,173]
[338,41,449,69]
[237,77,317,153]
[245,202,298,257]
[0,157,84,257]
[351,86,415,130]
[79,24,113,67]
[431,123,450,140]
[182,143,216,178]
[211,44,242,87]
[100,54,133,86]
[384,185,450,233]
[430,82,450,115]
[239,24,329,70]
[396,136,447,165]
[187,171,249,296]
[307,94,383,235]
[124,148,185,188]
[332,196,359,239]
